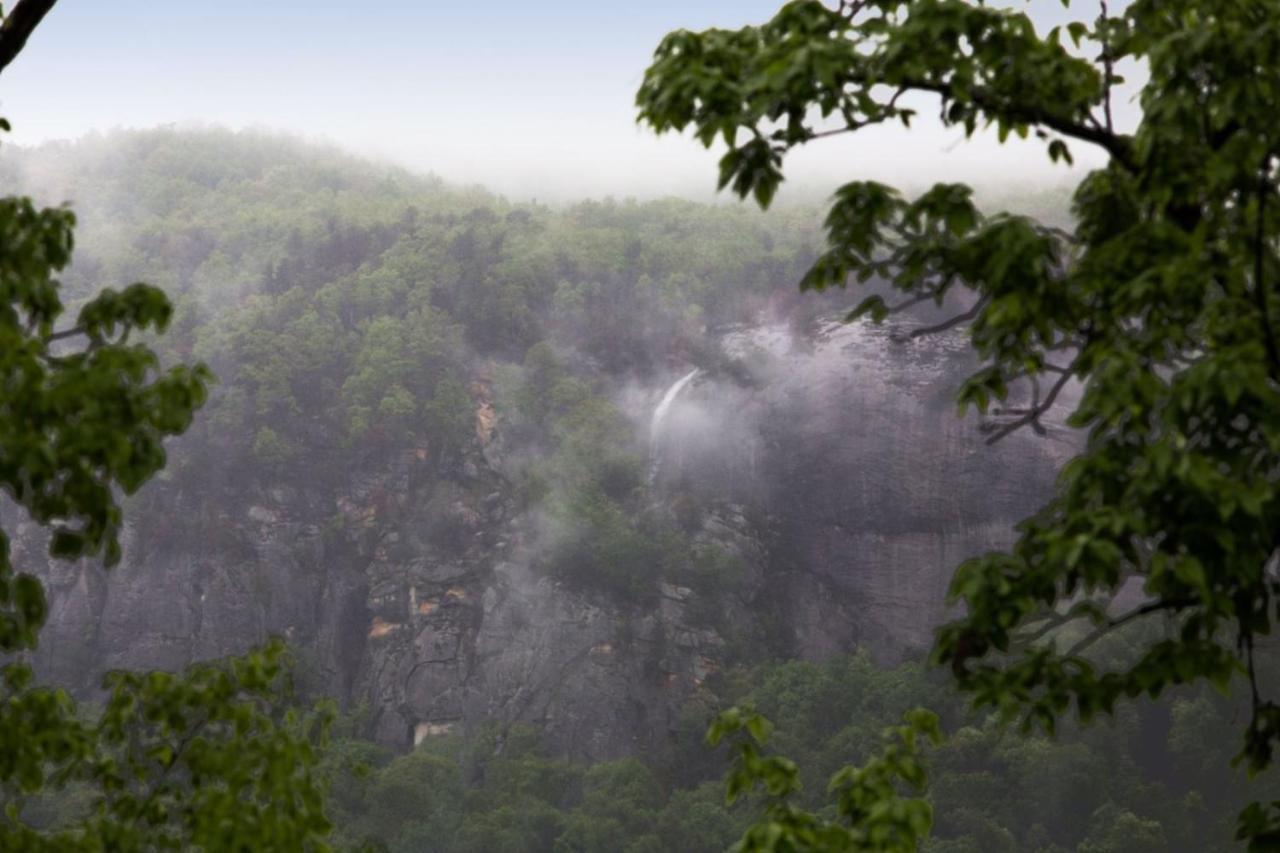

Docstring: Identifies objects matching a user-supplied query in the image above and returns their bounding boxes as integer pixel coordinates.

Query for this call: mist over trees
[637,0,1280,848]
[0,5,332,847]
[0,122,1265,853]
[2,0,1280,851]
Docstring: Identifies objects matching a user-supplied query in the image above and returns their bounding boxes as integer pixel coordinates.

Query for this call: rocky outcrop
[648,315,1072,658]
[26,313,1068,759]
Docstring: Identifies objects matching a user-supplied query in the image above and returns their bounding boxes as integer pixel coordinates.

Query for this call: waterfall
[648,368,699,486]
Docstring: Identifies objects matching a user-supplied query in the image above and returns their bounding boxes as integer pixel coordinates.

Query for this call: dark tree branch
[1098,1,1115,136]
[882,293,934,314]
[0,0,58,75]
[800,90,907,146]
[1243,538,1280,761]
[983,367,1073,444]
[1247,630,1262,709]
[1064,597,1194,658]
[1015,602,1106,647]
[871,73,1137,172]
[906,296,988,339]
[45,325,83,343]
[1040,224,1080,246]
[801,121,886,143]
[1019,613,1074,646]
[1253,163,1280,383]
[836,0,868,19]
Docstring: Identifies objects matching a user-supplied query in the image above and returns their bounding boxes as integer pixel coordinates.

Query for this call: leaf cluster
[639,0,1280,845]
[708,705,940,852]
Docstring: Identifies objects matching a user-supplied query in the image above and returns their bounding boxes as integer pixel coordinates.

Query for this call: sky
[0,1,1134,201]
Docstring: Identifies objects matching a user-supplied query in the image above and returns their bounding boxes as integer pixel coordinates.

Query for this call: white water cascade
[648,368,700,486]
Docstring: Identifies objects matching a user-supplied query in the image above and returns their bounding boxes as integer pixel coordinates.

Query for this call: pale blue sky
[0,1,1125,199]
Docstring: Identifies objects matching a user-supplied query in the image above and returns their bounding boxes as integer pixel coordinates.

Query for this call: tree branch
[0,0,58,75]
[1098,1,1115,136]
[1063,597,1193,658]
[1015,603,1102,647]
[1253,163,1280,383]
[45,325,83,343]
[1247,630,1262,708]
[983,368,1073,444]
[800,122,883,143]
[873,73,1137,172]
[798,89,908,146]
[882,293,933,314]
[1040,224,1080,246]
[905,296,988,339]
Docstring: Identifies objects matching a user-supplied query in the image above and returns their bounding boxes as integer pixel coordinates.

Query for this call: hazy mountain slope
[6,129,1062,758]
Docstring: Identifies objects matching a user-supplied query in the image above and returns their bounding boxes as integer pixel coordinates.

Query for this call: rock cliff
[26,312,1068,759]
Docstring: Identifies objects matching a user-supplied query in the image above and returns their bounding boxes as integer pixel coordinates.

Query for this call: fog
[10,1,1260,850]
[1,0,1140,201]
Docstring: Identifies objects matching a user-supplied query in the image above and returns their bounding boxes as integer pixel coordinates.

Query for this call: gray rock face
[652,316,1072,658]
[26,314,1069,759]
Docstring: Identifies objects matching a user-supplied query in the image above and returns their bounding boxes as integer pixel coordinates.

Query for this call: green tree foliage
[637,0,1280,846]
[0,13,333,834]
[327,648,1274,852]
[422,376,476,459]
[41,124,811,608]
[0,193,208,649]
[708,706,940,853]
[0,180,333,847]
[363,746,465,851]
[2,640,332,850]
[484,340,756,608]
[342,308,462,444]
[553,759,665,852]
[89,143,821,506]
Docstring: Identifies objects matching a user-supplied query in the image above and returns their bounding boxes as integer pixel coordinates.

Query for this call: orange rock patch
[368,617,399,639]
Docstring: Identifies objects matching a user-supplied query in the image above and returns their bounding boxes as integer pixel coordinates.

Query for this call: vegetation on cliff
[7,0,1280,847]
[317,645,1278,852]
[638,0,1280,847]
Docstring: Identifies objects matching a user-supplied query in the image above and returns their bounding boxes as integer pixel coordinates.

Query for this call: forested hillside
[314,646,1278,853]
[6,129,1272,851]
[13,127,823,537]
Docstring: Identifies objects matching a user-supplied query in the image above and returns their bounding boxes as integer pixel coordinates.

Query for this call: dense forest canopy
[5,130,827,605]
[636,0,1280,848]
[5,0,1280,848]
[0,128,1271,852]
